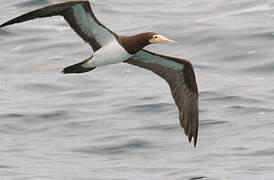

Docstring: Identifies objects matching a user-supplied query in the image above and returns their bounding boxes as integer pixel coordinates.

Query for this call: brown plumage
[118,33,157,54]
[0,0,199,146]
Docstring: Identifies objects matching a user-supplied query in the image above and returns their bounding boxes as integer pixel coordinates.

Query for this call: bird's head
[148,32,176,44]
[121,32,176,54]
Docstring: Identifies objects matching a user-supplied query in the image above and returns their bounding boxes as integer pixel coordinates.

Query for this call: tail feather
[62,57,95,74]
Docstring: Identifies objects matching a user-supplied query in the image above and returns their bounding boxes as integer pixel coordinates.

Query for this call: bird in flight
[0,0,199,146]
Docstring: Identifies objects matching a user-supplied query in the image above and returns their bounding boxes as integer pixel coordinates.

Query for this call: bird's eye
[154,35,157,39]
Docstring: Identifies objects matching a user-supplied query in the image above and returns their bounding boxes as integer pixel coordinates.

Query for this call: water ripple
[1,0,274,179]
[200,119,228,128]
[14,0,50,8]
[75,139,151,155]
[122,103,173,113]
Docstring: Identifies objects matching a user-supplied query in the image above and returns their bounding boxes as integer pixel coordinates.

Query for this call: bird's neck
[118,34,150,54]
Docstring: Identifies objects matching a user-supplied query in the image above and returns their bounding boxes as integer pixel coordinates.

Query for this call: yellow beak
[150,35,176,44]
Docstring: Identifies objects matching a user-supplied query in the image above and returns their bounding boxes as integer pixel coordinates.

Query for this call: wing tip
[0,20,16,28]
[0,18,28,28]
[186,134,198,147]
[179,112,198,147]
[0,22,9,28]
[193,136,198,147]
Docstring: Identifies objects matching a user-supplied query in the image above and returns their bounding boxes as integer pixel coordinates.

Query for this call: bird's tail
[62,56,95,74]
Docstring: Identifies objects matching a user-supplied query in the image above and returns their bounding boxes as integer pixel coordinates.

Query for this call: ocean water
[1,0,274,179]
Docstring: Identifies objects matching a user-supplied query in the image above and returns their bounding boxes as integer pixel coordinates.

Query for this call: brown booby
[0,0,199,146]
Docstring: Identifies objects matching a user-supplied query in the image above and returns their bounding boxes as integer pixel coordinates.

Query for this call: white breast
[89,40,132,67]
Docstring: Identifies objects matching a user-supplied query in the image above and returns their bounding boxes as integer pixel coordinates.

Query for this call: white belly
[89,40,132,67]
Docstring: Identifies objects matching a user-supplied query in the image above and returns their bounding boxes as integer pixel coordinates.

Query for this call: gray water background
[1,0,274,179]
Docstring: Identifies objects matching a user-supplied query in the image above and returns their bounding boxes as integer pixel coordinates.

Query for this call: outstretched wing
[0,0,116,51]
[125,49,199,146]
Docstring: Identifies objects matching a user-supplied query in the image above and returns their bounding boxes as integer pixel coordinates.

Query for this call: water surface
[1,0,274,179]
